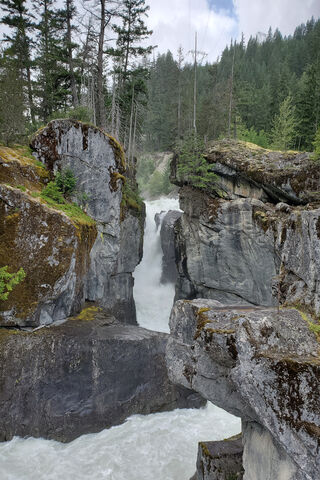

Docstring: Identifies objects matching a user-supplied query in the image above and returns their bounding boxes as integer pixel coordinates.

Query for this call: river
[0,197,240,480]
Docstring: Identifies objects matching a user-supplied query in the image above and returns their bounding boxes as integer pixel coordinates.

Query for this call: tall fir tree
[0,0,36,124]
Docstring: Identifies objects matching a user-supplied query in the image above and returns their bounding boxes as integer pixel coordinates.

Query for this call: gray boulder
[0,306,205,442]
[31,119,144,324]
[166,299,320,480]
[194,435,244,480]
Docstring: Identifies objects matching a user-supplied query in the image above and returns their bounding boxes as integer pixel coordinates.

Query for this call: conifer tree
[0,0,36,124]
[271,95,297,150]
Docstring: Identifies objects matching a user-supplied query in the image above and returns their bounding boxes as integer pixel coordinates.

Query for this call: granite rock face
[172,140,320,313]
[0,307,204,442]
[0,183,96,327]
[195,435,244,480]
[31,119,144,324]
[0,120,144,327]
[166,299,320,480]
[174,187,278,306]
[160,210,182,284]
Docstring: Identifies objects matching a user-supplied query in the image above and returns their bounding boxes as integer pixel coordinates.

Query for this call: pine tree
[34,0,67,121]
[110,0,153,144]
[271,95,297,150]
[0,0,36,124]
[0,55,26,145]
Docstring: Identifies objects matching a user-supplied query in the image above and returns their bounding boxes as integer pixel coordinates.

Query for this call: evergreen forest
[0,0,320,158]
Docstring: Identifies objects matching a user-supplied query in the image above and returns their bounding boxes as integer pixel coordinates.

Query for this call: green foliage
[311,127,320,160]
[148,165,172,197]
[0,56,26,146]
[0,266,26,301]
[49,106,94,124]
[177,132,217,191]
[42,168,76,203]
[271,95,297,150]
[137,155,156,187]
[41,181,65,204]
[55,168,76,196]
[148,171,166,197]
[40,168,94,224]
[121,181,144,213]
[237,120,269,148]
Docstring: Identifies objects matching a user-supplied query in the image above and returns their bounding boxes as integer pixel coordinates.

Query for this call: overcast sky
[146,0,320,62]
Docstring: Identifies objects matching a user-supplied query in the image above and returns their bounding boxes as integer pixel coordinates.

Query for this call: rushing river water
[0,197,240,480]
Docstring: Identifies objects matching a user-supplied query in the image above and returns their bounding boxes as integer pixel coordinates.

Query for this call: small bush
[55,168,76,196]
[0,266,26,301]
[41,181,65,204]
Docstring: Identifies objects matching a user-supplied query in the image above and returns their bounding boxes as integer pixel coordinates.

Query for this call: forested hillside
[0,0,319,155]
[145,18,320,152]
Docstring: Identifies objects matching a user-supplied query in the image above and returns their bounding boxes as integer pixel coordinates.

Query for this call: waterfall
[0,197,240,480]
[134,197,180,332]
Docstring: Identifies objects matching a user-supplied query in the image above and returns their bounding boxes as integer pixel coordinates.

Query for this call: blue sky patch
[208,0,236,16]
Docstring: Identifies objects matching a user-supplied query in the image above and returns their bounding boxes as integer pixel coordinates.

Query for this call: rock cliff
[0,120,144,327]
[167,300,320,480]
[0,121,205,442]
[172,140,320,314]
[167,140,320,479]
[31,119,144,324]
[160,210,182,284]
[0,146,96,327]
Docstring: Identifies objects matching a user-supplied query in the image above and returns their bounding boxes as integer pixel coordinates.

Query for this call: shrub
[41,181,65,204]
[0,266,26,301]
[55,168,76,196]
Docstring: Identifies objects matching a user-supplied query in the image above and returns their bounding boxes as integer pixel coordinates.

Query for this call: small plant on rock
[0,266,26,301]
[55,168,76,196]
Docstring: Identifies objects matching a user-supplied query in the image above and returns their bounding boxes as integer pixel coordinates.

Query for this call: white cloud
[143,0,320,63]
[233,0,320,41]
[145,0,237,62]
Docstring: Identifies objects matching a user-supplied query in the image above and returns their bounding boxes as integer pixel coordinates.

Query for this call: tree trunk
[66,0,79,108]
[96,0,106,129]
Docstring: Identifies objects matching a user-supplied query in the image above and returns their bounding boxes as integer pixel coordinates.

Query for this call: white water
[133,197,180,332]
[0,196,241,480]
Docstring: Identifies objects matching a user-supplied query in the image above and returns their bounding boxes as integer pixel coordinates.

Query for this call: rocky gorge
[164,140,320,479]
[0,119,203,442]
[1,129,320,480]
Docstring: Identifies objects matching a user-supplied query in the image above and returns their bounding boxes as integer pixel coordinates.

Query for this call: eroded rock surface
[194,435,244,480]
[0,306,204,442]
[0,120,144,327]
[31,119,144,324]
[166,300,320,480]
[172,140,320,314]
[160,210,182,284]
[0,184,96,327]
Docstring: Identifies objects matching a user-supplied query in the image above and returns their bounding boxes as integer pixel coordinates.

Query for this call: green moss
[72,305,102,321]
[110,172,126,192]
[16,185,26,192]
[194,307,211,339]
[107,135,126,172]
[120,182,144,221]
[40,194,96,226]
[200,442,212,459]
